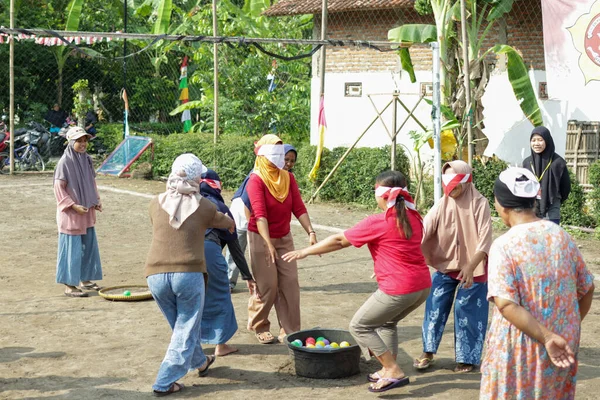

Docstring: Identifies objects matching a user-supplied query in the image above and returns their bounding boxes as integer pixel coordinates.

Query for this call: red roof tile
[263,0,414,16]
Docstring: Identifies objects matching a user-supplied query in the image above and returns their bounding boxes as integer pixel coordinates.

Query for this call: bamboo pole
[460,0,473,166]
[9,0,15,174]
[212,0,219,144]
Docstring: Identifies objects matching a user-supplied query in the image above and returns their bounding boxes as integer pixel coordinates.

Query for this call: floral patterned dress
[480,220,594,400]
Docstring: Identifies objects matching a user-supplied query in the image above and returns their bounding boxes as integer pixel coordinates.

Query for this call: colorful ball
[323,339,330,345]
[306,343,316,348]
[305,337,316,345]
[340,341,350,348]
[315,343,324,348]
[330,342,340,348]
[316,336,326,343]
[315,340,326,347]
[123,290,131,297]
[291,339,303,347]
[325,344,332,348]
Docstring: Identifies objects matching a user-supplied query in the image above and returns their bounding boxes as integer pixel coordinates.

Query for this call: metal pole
[319,0,327,96]
[9,0,15,174]
[431,42,442,201]
[123,0,128,139]
[460,0,473,166]
[212,0,219,144]
[391,91,398,170]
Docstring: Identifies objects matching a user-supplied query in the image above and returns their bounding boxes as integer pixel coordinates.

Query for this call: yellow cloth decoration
[254,134,290,203]
[428,130,458,160]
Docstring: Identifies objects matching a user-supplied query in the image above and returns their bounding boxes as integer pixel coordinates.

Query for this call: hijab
[200,169,237,242]
[158,153,207,229]
[54,140,98,209]
[494,167,539,209]
[253,134,290,203]
[421,160,492,277]
[523,126,568,215]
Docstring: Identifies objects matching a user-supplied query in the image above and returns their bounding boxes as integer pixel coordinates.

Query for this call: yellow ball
[340,341,350,348]
[330,342,340,348]
[306,344,316,348]
[316,341,326,347]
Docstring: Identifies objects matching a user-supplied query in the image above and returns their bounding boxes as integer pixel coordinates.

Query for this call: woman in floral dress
[481,167,595,400]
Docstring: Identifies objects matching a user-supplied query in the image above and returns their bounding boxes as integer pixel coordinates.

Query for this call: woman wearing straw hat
[53,126,103,297]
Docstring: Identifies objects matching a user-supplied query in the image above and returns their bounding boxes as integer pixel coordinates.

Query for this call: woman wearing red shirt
[247,134,317,345]
[283,171,431,393]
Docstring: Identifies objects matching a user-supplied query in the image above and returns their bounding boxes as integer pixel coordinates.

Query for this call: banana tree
[52,0,84,106]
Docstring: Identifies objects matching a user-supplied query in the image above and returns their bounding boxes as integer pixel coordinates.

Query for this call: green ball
[123,290,131,297]
[316,336,326,342]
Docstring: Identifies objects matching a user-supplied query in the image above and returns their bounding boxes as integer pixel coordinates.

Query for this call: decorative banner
[541,0,600,97]
[308,95,326,181]
[0,33,112,46]
[178,56,192,133]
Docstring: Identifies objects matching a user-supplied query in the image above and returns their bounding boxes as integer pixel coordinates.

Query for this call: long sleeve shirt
[54,179,98,235]
[246,173,307,238]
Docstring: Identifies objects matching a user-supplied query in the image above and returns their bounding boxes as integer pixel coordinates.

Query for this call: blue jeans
[147,272,208,392]
[422,271,489,365]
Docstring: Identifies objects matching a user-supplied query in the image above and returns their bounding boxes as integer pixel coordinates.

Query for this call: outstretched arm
[282,232,351,262]
[492,297,575,368]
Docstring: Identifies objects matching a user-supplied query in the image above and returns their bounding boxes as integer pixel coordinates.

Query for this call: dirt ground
[1,173,600,400]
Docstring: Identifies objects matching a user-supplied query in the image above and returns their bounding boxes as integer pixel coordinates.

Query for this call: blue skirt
[201,240,238,344]
[56,227,102,286]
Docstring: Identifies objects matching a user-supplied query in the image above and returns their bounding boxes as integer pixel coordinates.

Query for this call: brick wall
[315,1,545,73]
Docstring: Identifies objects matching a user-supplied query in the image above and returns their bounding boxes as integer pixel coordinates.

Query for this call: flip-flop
[368,377,410,393]
[256,332,277,344]
[153,382,184,397]
[367,371,382,383]
[80,282,102,291]
[64,290,89,298]
[454,363,475,373]
[413,357,435,370]
[198,355,216,377]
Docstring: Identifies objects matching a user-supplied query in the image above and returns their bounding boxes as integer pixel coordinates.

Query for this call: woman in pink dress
[480,167,595,400]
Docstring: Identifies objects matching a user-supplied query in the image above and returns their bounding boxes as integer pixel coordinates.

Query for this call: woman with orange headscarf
[246,134,317,344]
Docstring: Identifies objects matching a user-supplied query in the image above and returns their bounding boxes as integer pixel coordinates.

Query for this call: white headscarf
[158,154,208,229]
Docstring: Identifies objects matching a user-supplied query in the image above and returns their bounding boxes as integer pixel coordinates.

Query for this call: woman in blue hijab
[200,169,256,356]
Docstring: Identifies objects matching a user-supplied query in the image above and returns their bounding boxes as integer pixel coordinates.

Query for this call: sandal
[198,355,216,377]
[80,282,102,291]
[367,371,382,383]
[153,382,184,397]
[256,332,277,344]
[454,363,475,373]
[64,289,89,298]
[413,357,435,370]
[368,377,410,393]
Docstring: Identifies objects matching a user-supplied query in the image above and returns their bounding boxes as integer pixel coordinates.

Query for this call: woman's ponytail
[394,197,413,240]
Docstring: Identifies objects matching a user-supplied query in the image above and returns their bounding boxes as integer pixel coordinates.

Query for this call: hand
[247,279,261,300]
[72,205,89,215]
[544,333,576,368]
[457,267,474,289]
[267,243,278,264]
[309,231,317,246]
[94,202,103,212]
[282,249,307,262]
[227,218,235,234]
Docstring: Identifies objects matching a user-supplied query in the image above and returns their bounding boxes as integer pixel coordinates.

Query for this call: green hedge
[589,160,600,224]
[561,170,596,228]
[472,157,508,216]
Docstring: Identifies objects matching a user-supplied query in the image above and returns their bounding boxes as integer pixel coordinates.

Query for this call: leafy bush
[561,171,596,228]
[588,160,600,224]
[472,156,508,216]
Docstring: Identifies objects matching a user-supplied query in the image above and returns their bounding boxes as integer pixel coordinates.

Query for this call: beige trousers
[247,231,300,337]
[349,288,430,360]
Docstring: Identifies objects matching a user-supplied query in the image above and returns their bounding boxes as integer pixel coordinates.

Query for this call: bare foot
[215,343,239,357]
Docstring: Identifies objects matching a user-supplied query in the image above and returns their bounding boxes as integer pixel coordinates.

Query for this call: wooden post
[460,0,473,165]
[573,124,582,182]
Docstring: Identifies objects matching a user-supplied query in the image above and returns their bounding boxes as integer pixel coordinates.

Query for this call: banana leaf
[487,44,543,127]
[387,24,437,45]
[153,0,172,34]
[65,0,85,31]
[243,0,271,18]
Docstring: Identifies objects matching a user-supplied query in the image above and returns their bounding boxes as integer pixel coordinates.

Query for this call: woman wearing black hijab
[522,126,571,224]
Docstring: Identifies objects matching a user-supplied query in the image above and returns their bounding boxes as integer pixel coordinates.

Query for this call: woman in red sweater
[283,171,431,393]
[246,134,317,344]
